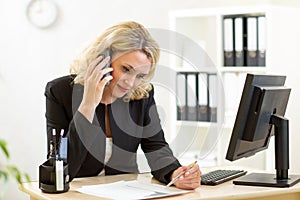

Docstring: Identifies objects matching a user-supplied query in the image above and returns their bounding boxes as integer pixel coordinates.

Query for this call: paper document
[77,180,191,200]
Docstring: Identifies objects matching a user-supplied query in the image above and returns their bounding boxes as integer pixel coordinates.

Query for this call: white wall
[1,0,300,199]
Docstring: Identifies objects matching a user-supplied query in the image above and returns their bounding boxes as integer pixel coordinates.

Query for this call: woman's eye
[122,66,130,72]
[137,74,146,79]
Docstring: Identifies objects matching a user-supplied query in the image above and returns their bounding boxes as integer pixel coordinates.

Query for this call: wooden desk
[20,170,300,200]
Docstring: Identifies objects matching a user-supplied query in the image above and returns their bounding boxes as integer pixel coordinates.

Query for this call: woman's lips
[117,84,130,93]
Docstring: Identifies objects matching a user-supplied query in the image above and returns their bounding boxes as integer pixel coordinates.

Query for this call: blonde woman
[45,21,201,189]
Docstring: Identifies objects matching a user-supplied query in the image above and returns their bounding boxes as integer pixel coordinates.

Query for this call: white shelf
[169,2,300,172]
[168,5,300,169]
[218,66,267,73]
[174,66,217,74]
[176,120,217,128]
[169,6,272,19]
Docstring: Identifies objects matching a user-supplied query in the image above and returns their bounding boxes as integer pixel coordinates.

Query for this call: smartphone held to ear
[99,49,111,86]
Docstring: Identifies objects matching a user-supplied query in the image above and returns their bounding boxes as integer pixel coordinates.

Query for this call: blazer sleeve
[140,86,181,184]
[44,75,74,156]
[45,76,105,180]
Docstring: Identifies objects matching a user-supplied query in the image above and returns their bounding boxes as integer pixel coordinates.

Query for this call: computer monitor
[226,73,300,187]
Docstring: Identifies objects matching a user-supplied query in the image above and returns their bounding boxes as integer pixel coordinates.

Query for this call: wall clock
[26,0,58,29]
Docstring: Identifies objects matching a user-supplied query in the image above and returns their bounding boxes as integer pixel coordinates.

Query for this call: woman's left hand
[171,164,201,190]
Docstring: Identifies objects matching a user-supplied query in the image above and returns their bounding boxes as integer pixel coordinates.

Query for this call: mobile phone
[99,49,111,86]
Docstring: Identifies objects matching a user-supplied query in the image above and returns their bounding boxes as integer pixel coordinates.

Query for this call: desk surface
[20,167,300,200]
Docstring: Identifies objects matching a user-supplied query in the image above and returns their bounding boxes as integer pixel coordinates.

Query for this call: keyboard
[201,169,247,186]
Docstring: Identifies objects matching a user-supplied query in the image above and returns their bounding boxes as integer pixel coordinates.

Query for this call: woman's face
[107,50,151,99]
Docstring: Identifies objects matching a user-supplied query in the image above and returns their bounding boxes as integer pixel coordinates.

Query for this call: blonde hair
[70,21,160,101]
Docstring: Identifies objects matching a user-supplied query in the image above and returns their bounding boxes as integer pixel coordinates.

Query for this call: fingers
[175,178,200,190]
[174,164,201,190]
[86,55,111,77]
[183,166,201,181]
[187,164,201,177]
[178,164,199,178]
[93,56,111,75]
[86,56,104,77]
[85,56,113,85]
[96,75,113,91]
[171,166,186,181]
[95,67,113,83]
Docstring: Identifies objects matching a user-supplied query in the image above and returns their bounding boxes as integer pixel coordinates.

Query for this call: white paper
[76,180,191,200]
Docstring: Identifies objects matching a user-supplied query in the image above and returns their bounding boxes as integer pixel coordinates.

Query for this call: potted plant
[0,139,30,198]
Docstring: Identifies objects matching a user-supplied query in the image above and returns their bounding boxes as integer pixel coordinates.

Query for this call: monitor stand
[233,173,300,188]
[234,114,300,187]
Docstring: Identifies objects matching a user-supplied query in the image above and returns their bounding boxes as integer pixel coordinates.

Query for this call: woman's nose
[124,74,136,87]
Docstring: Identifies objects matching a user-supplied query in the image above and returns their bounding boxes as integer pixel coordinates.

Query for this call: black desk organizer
[39,158,69,193]
[39,129,69,193]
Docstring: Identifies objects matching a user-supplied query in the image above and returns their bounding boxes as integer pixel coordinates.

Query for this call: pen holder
[39,158,70,193]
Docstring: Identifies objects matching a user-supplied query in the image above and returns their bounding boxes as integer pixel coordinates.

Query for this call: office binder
[234,17,244,66]
[223,18,234,66]
[176,73,187,120]
[176,71,218,122]
[195,74,200,121]
[187,73,197,121]
[246,17,258,66]
[198,73,208,121]
[208,74,217,122]
[257,16,266,66]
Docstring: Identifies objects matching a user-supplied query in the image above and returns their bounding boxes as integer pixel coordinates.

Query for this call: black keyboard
[201,169,247,185]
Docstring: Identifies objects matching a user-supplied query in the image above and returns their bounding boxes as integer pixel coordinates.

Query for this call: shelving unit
[168,5,300,169]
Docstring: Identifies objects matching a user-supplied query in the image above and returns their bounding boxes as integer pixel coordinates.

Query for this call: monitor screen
[225,73,300,187]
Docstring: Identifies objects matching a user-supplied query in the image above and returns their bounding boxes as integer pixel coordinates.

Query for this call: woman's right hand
[78,55,113,122]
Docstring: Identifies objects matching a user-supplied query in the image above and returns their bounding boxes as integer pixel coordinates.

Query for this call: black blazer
[44,75,181,183]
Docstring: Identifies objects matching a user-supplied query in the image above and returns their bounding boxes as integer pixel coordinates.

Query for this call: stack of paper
[77,180,191,200]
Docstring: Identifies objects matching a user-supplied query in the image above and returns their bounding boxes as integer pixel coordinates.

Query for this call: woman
[45,21,201,189]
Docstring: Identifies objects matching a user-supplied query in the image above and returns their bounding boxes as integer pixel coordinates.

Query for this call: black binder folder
[223,18,234,66]
[234,17,244,66]
[176,73,187,120]
[210,107,217,122]
[198,73,208,121]
[208,74,217,122]
[176,72,218,122]
[246,16,258,66]
[187,73,197,121]
[257,16,266,66]
[205,74,211,122]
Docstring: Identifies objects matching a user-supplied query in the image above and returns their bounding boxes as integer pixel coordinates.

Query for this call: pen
[52,129,57,160]
[166,161,197,187]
